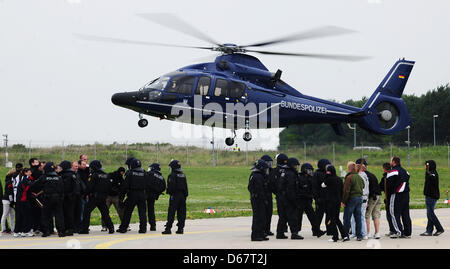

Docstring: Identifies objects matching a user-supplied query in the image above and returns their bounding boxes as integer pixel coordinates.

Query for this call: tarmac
[0,208,449,249]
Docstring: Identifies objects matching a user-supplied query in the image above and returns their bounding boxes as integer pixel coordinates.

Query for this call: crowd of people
[0,155,189,237]
[248,154,445,242]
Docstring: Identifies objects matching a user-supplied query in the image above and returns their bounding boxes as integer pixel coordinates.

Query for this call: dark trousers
[298,197,321,235]
[165,193,186,230]
[120,190,147,232]
[73,195,82,232]
[81,195,114,232]
[384,199,395,233]
[14,202,32,233]
[276,196,288,234]
[314,199,327,232]
[63,194,75,232]
[390,192,412,236]
[146,193,158,228]
[264,196,273,234]
[326,201,347,241]
[251,198,266,239]
[425,196,444,233]
[29,198,42,232]
[42,196,65,234]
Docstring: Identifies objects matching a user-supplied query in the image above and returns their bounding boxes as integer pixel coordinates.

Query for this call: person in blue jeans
[420,160,444,236]
[342,161,364,241]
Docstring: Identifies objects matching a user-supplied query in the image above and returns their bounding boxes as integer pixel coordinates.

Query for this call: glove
[321,182,327,188]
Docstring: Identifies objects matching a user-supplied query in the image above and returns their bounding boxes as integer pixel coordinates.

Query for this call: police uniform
[271,154,289,239]
[162,160,188,234]
[33,162,65,237]
[60,161,77,235]
[284,158,303,239]
[248,160,269,241]
[260,155,274,236]
[118,159,148,233]
[79,160,114,234]
[146,163,166,231]
[312,159,331,233]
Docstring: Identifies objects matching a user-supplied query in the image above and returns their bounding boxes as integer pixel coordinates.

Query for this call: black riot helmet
[275,153,288,166]
[59,160,72,171]
[130,159,142,169]
[261,155,273,168]
[43,162,56,174]
[89,160,102,172]
[317,159,331,171]
[326,165,337,176]
[252,159,269,174]
[125,156,136,169]
[287,157,300,172]
[169,159,181,170]
[148,163,161,172]
[301,163,314,176]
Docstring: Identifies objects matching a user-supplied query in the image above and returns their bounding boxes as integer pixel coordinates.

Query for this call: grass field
[1,164,449,226]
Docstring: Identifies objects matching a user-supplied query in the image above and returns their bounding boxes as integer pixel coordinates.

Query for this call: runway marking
[411,216,450,231]
[94,228,247,249]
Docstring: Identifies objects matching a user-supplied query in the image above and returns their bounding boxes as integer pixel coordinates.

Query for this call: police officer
[118,159,148,234]
[271,153,290,239]
[60,160,77,236]
[248,159,269,241]
[162,160,188,235]
[147,163,166,231]
[79,160,114,234]
[260,155,274,236]
[298,163,326,237]
[312,159,331,233]
[285,157,303,240]
[32,162,65,237]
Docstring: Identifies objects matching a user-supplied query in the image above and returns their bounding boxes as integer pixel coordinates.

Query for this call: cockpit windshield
[140,77,170,91]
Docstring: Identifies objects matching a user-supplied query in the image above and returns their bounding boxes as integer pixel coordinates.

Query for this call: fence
[1,140,449,169]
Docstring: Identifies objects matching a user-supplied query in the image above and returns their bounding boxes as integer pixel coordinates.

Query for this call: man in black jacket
[386,156,411,238]
[260,155,274,237]
[312,159,331,234]
[118,159,148,234]
[147,163,166,231]
[298,163,325,238]
[79,160,114,234]
[60,161,77,236]
[32,162,65,237]
[271,153,289,239]
[101,167,125,232]
[420,160,444,236]
[162,160,188,235]
[284,157,303,240]
[248,159,270,241]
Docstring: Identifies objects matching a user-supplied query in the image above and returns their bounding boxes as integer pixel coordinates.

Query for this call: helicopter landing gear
[225,130,237,146]
[243,119,252,142]
[243,131,252,142]
[138,114,148,128]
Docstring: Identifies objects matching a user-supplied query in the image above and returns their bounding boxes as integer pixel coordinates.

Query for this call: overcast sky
[0,0,449,149]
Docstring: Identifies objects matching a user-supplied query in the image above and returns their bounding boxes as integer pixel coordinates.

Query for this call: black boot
[291,233,304,240]
[276,233,288,239]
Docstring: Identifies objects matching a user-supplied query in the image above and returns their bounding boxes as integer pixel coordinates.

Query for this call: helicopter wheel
[225,137,235,146]
[138,118,148,128]
[243,131,252,142]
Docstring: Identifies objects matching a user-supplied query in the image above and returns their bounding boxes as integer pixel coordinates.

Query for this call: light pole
[433,115,438,146]
[211,127,215,168]
[2,134,8,167]
[406,126,410,167]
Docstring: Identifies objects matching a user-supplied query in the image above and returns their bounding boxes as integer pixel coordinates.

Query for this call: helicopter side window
[229,81,246,98]
[195,76,210,96]
[214,78,228,97]
[166,76,195,96]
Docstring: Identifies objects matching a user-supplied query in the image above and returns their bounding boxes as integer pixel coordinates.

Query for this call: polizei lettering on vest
[280,100,327,114]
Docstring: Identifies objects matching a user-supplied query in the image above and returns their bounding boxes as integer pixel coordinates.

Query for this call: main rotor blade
[246,49,370,61]
[75,33,213,50]
[242,25,356,48]
[136,13,221,46]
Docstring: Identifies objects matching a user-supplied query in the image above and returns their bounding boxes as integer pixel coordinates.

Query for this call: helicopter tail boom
[357,59,414,135]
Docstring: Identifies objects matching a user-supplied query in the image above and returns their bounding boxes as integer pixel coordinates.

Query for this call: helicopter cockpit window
[229,81,246,98]
[214,78,228,97]
[166,76,195,96]
[141,77,170,91]
[195,76,210,96]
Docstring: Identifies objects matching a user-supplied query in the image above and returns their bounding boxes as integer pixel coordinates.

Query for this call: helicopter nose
[111,92,136,107]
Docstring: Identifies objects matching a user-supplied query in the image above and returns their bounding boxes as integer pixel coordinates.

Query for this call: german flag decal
[398,75,405,79]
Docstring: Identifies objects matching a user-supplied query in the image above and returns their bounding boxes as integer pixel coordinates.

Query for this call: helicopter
[78,13,414,146]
